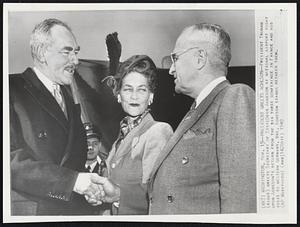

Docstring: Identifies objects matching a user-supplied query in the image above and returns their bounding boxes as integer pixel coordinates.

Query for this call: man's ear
[36,47,46,63]
[195,49,207,70]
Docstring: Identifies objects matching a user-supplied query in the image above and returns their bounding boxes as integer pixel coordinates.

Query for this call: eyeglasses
[170,47,201,64]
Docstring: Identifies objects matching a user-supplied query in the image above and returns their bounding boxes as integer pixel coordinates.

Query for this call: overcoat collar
[22,68,71,132]
[149,80,230,181]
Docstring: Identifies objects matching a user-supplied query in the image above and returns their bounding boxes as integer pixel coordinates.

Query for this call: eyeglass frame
[170,47,201,65]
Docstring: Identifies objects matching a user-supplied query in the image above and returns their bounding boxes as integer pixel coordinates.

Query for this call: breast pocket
[178,128,218,185]
[181,127,213,152]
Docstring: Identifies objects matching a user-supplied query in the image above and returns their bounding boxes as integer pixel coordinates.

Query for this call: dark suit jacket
[148,80,256,214]
[9,68,89,215]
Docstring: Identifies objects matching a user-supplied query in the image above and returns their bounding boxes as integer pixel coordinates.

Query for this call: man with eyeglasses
[147,23,256,214]
[10,18,104,215]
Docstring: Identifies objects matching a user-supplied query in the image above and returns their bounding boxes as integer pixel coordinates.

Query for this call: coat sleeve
[10,93,78,202]
[216,84,256,213]
[142,122,174,184]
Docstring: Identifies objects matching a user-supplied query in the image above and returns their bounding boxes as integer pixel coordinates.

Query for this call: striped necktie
[53,84,67,118]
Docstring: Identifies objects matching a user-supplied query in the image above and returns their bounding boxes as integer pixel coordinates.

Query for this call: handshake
[73,173,120,206]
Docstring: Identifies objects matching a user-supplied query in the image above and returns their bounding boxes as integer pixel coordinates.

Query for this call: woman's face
[118,71,153,118]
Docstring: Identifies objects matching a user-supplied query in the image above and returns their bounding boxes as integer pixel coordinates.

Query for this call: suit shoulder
[219,83,255,111]
[220,83,255,101]
[9,68,33,81]
[147,121,173,138]
[227,83,254,94]
[9,72,26,88]
[151,121,173,132]
[10,73,24,81]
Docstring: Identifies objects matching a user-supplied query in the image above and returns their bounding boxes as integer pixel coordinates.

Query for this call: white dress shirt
[195,76,226,108]
[33,67,58,94]
[34,67,67,118]
[85,156,102,172]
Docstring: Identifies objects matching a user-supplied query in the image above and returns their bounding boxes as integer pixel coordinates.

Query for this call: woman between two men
[96,55,173,215]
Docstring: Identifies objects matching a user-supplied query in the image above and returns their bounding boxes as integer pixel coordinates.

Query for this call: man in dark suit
[10,18,103,215]
[147,23,256,214]
[92,23,256,215]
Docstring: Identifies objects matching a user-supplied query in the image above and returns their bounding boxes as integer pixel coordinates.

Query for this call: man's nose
[70,53,79,65]
[169,63,175,76]
[88,145,93,151]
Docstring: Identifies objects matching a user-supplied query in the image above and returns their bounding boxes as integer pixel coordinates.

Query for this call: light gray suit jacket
[148,80,256,214]
[106,113,173,215]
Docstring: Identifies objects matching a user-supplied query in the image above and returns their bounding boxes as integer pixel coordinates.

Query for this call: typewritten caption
[256,11,288,212]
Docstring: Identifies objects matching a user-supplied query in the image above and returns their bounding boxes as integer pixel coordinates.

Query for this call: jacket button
[38,131,47,139]
[167,195,174,203]
[182,156,189,164]
[111,163,116,169]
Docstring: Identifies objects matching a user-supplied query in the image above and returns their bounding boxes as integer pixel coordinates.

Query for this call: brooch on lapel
[131,137,139,149]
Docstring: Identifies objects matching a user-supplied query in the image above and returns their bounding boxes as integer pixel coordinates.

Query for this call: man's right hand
[91,176,120,203]
[73,173,105,206]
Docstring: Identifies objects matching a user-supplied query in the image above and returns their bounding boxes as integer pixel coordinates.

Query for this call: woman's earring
[117,95,121,103]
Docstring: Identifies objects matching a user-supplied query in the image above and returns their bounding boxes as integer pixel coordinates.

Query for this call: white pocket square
[183,130,197,139]
[183,128,212,140]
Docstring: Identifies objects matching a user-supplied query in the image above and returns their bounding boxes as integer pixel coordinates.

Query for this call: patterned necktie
[53,84,67,118]
[183,101,197,121]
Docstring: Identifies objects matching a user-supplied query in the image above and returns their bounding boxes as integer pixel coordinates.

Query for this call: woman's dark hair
[112,55,157,96]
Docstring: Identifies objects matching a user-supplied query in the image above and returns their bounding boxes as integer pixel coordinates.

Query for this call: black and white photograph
[3,3,296,224]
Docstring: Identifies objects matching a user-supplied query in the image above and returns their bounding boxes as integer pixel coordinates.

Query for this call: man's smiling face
[43,25,80,85]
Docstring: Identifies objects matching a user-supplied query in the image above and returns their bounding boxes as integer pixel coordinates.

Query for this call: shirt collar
[195,76,226,108]
[33,67,58,94]
[85,156,102,171]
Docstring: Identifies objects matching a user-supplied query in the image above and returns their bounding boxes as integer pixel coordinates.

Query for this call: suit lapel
[60,102,81,166]
[93,163,100,174]
[111,113,155,165]
[23,68,69,132]
[149,80,230,181]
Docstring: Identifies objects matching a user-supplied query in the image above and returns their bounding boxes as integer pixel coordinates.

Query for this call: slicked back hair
[30,18,73,61]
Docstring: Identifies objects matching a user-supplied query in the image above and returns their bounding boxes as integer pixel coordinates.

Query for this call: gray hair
[180,23,231,70]
[30,18,73,61]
